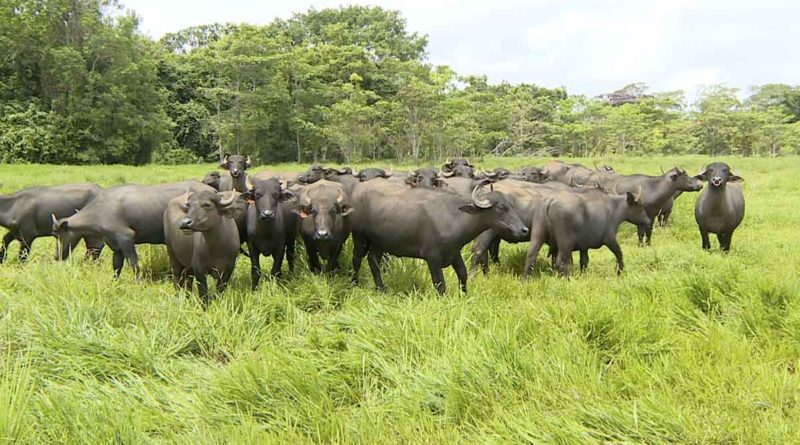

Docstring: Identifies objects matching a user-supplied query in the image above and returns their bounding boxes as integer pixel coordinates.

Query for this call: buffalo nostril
[521,227,530,235]
[179,218,192,229]
[315,230,330,239]
[260,210,275,219]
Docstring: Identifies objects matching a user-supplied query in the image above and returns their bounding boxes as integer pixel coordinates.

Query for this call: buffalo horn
[440,169,455,178]
[218,192,236,207]
[336,188,345,204]
[471,183,493,209]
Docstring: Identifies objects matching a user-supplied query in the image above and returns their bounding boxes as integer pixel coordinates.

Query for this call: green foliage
[1,157,799,442]
[1,2,799,164]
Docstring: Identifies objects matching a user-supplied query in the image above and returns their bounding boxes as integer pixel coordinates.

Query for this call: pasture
[1,156,799,443]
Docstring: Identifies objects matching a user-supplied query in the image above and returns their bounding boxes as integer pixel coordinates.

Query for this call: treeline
[2,0,800,165]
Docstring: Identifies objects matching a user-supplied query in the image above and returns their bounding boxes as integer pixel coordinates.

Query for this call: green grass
[0,156,799,443]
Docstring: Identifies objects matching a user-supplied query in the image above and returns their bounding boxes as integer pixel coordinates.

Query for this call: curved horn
[246,175,254,190]
[300,187,312,206]
[634,185,643,202]
[279,177,288,191]
[218,192,236,207]
[440,168,455,178]
[470,183,493,209]
[51,213,58,226]
[245,155,251,165]
[698,164,706,175]
[479,169,494,179]
[336,188,345,204]
[383,168,393,177]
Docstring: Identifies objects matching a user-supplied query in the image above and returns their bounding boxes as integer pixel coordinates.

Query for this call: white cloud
[127,0,800,96]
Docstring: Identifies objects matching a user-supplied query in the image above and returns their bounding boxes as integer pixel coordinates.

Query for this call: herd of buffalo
[0,156,745,304]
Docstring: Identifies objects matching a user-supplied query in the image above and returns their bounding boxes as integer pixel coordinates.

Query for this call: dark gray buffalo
[693,163,745,251]
[244,176,298,287]
[0,184,104,263]
[440,158,475,178]
[470,180,569,274]
[405,168,445,188]
[52,181,212,279]
[164,190,241,305]
[294,180,353,273]
[612,167,703,245]
[524,187,650,277]
[219,154,252,192]
[356,168,392,182]
[202,171,222,190]
[350,179,529,294]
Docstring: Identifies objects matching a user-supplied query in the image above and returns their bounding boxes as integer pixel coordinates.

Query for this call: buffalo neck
[198,219,237,251]
[231,173,247,193]
[704,185,733,213]
[650,175,681,205]
[443,199,498,249]
[609,197,633,230]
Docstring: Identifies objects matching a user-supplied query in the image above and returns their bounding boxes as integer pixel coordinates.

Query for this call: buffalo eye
[202,202,212,209]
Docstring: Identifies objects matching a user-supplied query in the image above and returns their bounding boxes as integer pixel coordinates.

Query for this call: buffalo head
[220,154,251,179]
[694,162,742,189]
[245,176,293,220]
[178,190,239,232]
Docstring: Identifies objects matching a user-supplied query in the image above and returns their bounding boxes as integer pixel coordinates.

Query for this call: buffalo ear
[242,190,255,203]
[280,190,295,202]
[729,175,743,182]
[291,205,310,219]
[458,205,478,214]
[405,176,417,186]
[340,204,354,216]
[693,173,707,181]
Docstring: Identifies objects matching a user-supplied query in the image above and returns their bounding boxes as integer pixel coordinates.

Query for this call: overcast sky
[129,0,798,98]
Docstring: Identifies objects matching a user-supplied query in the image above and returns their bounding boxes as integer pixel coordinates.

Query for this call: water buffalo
[0,184,104,263]
[523,187,650,277]
[475,167,511,181]
[322,167,359,195]
[405,168,445,188]
[356,168,392,182]
[693,163,745,251]
[52,181,213,279]
[350,179,529,294]
[294,180,353,273]
[440,158,475,178]
[244,176,298,287]
[202,171,222,190]
[470,181,570,274]
[655,191,682,226]
[543,160,615,187]
[253,165,327,187]
[611,167,703,245]
[164,190,241,305]
[219,154,252,192]
[515,166,548,183]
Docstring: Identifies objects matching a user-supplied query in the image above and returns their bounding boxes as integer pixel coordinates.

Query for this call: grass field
[1,156,799,444]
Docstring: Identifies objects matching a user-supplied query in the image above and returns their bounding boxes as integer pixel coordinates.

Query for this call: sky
[128,0,798,99]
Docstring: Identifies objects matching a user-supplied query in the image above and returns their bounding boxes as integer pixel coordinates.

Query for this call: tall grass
[0,156,798,443]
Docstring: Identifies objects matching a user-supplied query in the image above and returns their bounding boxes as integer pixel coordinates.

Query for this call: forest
[2,0,800,165]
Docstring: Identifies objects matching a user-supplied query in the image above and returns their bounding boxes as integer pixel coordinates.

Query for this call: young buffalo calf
[693,162,745,251]
[164,190,242,305]
[524,187,650,277]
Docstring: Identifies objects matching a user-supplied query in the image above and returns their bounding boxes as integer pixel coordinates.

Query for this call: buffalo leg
[124,245,142,281]
[18,237,33,263]
[699,228,711,250]
[607,240,624,275]
[555,249,572,277]
[645,222,653,246]
[452,254,468,293]
[216,266,234,294]
[325,244,343,274]
[286,237,296,273]
[0,232,15,263]
[271,243,286,278]
[718,232,732,252]
[83,236,105,260]
[351,235,368,284]
[489,237,501,264]
[112,250,125,278]
[249,245,262,290]
[195,273,209,307]
[523,237,544,279]
[579,249,589,272]
[167,250,183,291]
[305,240,322,273]
[427,262,446,295]
[367,248,385,291]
